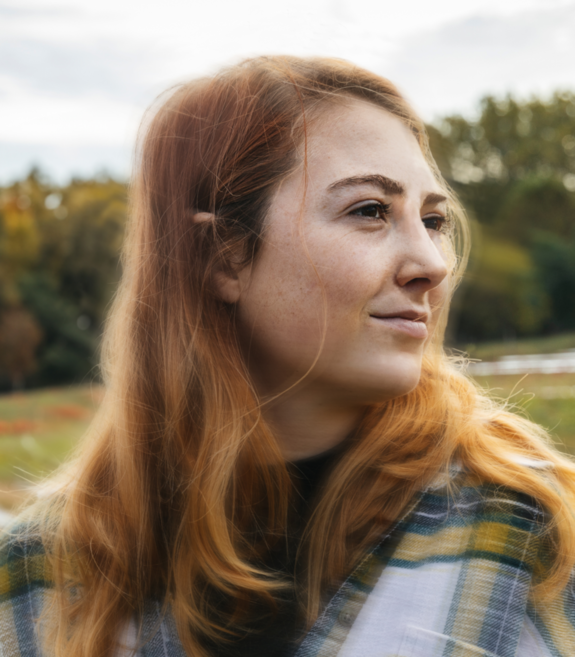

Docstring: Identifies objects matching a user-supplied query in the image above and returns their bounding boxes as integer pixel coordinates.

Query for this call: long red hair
[34,56,575,657]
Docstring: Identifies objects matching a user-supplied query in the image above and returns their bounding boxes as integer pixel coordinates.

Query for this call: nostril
[403,277,432,290]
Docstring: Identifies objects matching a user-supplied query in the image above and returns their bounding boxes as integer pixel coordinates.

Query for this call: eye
[350,202,391,220]
[422,214,447,232]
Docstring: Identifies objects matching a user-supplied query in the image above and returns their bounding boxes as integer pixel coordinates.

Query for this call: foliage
[0,307,43,388]
[452,230,549,341]
[530,232,575,332]
[0,170,126,390]
[430,91,575,342]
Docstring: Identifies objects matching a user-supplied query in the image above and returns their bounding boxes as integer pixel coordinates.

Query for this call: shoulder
[0,516,52,602]
[0,517,53,656]
[421,467,544,529]
[395,468,547,575]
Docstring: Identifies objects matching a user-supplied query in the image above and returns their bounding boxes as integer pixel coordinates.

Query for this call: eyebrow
[327,174,448,206]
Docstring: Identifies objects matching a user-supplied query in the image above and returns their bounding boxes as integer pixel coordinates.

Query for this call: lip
[369,309,429,340]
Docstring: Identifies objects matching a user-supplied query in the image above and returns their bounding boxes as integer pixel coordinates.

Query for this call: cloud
[0,141,131,184]
[0,3,75,18]
[2,0,575,182]
[389,3,575,120]
[0,36,159,103]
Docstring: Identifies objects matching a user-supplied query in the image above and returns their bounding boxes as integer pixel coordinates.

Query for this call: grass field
[1,344,575,516]
[472,372,575,454]
[0,385,102,514]
[456,331,575,361]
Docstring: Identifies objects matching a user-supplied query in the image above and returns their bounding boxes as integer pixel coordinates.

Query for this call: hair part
[35,55,575,657]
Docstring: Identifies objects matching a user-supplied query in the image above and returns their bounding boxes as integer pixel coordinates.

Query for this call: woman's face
[234,98,449,405]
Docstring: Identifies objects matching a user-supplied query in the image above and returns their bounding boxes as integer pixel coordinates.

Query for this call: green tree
[495,176,575,245]
[429,91,575,343]
[0,306,43,389]
[0,170,127,390]
[530,232,575,332]
[450,231,549,341]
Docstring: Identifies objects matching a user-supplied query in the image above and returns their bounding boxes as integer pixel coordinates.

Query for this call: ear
[192,211,244,303]
[191,212,242,303]
[213,269,241,304]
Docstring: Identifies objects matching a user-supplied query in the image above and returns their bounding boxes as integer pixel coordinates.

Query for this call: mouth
[369,309,429,340]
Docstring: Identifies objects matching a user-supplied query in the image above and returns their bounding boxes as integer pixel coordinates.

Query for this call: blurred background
[2,0,575,519]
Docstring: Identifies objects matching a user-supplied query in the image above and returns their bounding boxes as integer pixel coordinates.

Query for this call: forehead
[305,98,439,196]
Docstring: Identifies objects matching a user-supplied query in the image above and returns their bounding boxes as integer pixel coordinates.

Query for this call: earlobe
[214,270,241,304]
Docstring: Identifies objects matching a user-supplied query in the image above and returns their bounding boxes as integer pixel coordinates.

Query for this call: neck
[261,384,365,461]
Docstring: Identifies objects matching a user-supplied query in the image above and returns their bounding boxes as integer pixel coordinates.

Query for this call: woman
[2,55,575,657]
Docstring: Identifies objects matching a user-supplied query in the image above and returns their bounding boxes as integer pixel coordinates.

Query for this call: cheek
[237,235,324,347]
[301,235,383,343]
[322,245,375,301]
[237,228,378,357]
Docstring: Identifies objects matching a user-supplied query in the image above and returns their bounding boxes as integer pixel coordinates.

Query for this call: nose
[394,212,449,293]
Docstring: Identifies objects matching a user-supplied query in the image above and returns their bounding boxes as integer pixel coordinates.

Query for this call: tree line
[0,174,125,390]
[428,92,575,343]
[1,90,575,390]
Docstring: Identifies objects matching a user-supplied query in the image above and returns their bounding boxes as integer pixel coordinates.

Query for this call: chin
[337,357,423,405]
[371,373,421,403]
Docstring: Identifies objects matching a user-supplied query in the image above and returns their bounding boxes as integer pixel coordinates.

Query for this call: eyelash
[422,215,448,232]
[349,202,391,220]
[350,202,448,233]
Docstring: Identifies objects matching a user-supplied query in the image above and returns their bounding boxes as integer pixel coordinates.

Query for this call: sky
[2,0,575,183]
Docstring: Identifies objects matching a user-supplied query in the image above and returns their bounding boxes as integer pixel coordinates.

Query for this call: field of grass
[472,372,575,455]
[457,331,575,362]
[1,335,575,517]
[0,385,102,514]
